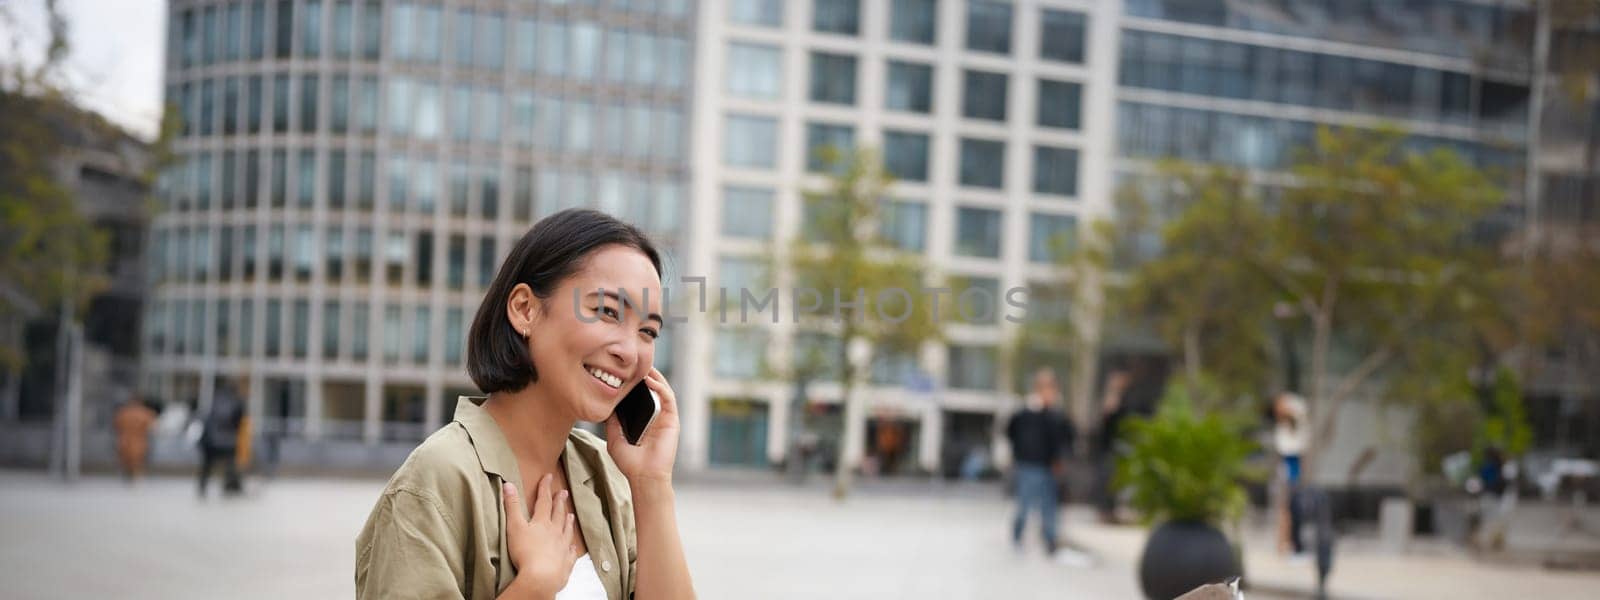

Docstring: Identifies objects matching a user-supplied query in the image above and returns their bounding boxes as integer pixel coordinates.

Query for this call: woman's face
[519,245,664,423]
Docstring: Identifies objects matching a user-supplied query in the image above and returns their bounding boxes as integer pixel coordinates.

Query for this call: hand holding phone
[614,381,660,446]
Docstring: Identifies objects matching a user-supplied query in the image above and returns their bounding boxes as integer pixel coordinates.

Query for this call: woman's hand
[500,474,580,599]
[606,368,680,485]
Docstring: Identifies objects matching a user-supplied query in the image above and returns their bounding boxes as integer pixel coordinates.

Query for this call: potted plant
[1115,384,1260,600]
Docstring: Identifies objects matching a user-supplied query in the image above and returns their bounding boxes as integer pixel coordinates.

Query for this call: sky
[1,0,166,141]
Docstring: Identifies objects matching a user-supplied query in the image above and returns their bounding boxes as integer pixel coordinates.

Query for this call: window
[388,1,413,59]
[571,22,599,79]
[273,73,289,132]
[351,302,369,359]
[354,226,372,281]
[239,299,255,356]
[886,61,933,113]
[883,130,929,182]
[962,70,1008,121]
[722,186,774,238]
[445,308,464,365]
[477,87,502,143]
[966,1,1012,54]
[413,159,437,214]
[247,75,263,133]
[726,43,781,100]
[1039,9,1086,63]
[730,0,782,26]
[477,12,505,70]
[478,237,497,287]
[634,31,659,86]
[250,1,268,59]
[813,0,860,35]
[513,167,533,221]
[360,1,381,59]
[1037,79,1081,130]
[809,52,858,105]
[292,299,309,358]
[479,165,499,220]
[299,74,319,133]
[723,115,778,169]
[294,223,315,280]
[415,81,440,139]
[1029,212,1077,263]
[384,230,407,284]
[382,304,401,363]
[300,0,322,58]
[515,18,537,72]
[415,231,433,286]
[806,122,856,173]
[891,0,937,44]
[325,225,344,280]
[947,344,998,390]
[355,76,377,133]
[413,306,431,364]
[565,100,592,151]
[714,328,768,379]
[323,301,341,359]
[452,9,474,67]
[879,199,927,252]
[265,299,282,356]
[954,206,1001,258]
[356,151,375,209]
[436,235,460,293]
[450,85,471,141]
[332,1,353,57]
[275,0,293,58]
[959,138,1005,189]
[330,75,349,133]
[327,150,345,208]
[1032,145,1078,197]
[539,20,567,77]
[297,149,316,208]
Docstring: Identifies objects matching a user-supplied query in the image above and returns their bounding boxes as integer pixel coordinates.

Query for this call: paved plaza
[2,469,1597,599]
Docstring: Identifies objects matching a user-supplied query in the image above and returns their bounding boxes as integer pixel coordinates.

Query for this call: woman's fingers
[502,481,525,523]
[532,473,553,522]
[554,490,569,524]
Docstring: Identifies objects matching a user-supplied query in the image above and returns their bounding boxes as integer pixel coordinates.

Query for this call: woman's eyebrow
[588,289,664,325]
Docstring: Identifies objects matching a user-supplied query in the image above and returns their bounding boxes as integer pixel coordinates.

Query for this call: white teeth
[588,367,621,388]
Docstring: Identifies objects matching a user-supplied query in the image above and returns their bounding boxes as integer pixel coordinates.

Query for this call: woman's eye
[641,328,660,340]
[598,305,620,320]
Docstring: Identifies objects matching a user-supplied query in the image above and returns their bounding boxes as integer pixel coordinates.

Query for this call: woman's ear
[506,283,544,337]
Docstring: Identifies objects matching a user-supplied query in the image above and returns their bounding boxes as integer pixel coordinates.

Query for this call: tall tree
[0,0,111,396]
[1116,126,1508,473]
[781,146,944,499]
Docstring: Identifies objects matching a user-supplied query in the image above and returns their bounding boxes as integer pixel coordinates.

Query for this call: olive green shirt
[356,396,637,599]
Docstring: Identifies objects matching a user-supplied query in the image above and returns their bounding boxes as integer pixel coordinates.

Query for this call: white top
[554,554,608,600]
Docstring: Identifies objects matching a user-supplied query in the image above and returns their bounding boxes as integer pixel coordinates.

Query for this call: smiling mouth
[585,365,623,389]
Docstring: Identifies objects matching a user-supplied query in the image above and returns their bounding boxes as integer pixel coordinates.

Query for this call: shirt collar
[454,395,596,488]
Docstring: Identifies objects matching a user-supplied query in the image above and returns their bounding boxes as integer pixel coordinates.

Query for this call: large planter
[1137,520,1240,600]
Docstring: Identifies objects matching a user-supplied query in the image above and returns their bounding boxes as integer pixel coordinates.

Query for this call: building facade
[146,0,1581,478]
[147,0,693,466]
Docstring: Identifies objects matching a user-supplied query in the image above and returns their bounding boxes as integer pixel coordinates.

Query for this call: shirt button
[601,560,612,572]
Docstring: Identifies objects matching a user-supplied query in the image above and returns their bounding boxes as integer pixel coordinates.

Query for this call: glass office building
[147,0,693,464]
[146,0,1574,475]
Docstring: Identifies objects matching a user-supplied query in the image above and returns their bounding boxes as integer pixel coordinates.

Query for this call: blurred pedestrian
[113,394,158,483]
[1273,392,1309,557]
[1093,369,1132,524]
[198,378,246,497]
[1006,368,1087,565]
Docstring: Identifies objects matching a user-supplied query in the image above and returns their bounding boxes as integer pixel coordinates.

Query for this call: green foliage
[1114,380,1262,526]
[1114,125,1510,466]
[1477,368,1532,459]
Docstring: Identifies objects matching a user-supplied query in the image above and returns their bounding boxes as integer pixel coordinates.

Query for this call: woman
[1273,392,1309,557]
[356,209,695,600]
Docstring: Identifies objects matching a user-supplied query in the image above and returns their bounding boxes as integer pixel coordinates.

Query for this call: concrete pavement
[3,469,1598,599]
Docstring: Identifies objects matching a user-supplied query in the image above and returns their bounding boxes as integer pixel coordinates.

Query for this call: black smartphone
[614,381,660,446]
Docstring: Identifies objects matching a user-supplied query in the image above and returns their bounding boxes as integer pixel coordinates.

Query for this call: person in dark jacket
[197,378,246,497]
[1006,368,1080,562]
[1094,369,1132,523]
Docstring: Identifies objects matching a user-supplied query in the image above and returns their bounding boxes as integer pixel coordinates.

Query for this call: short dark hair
[467,209,663,394]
